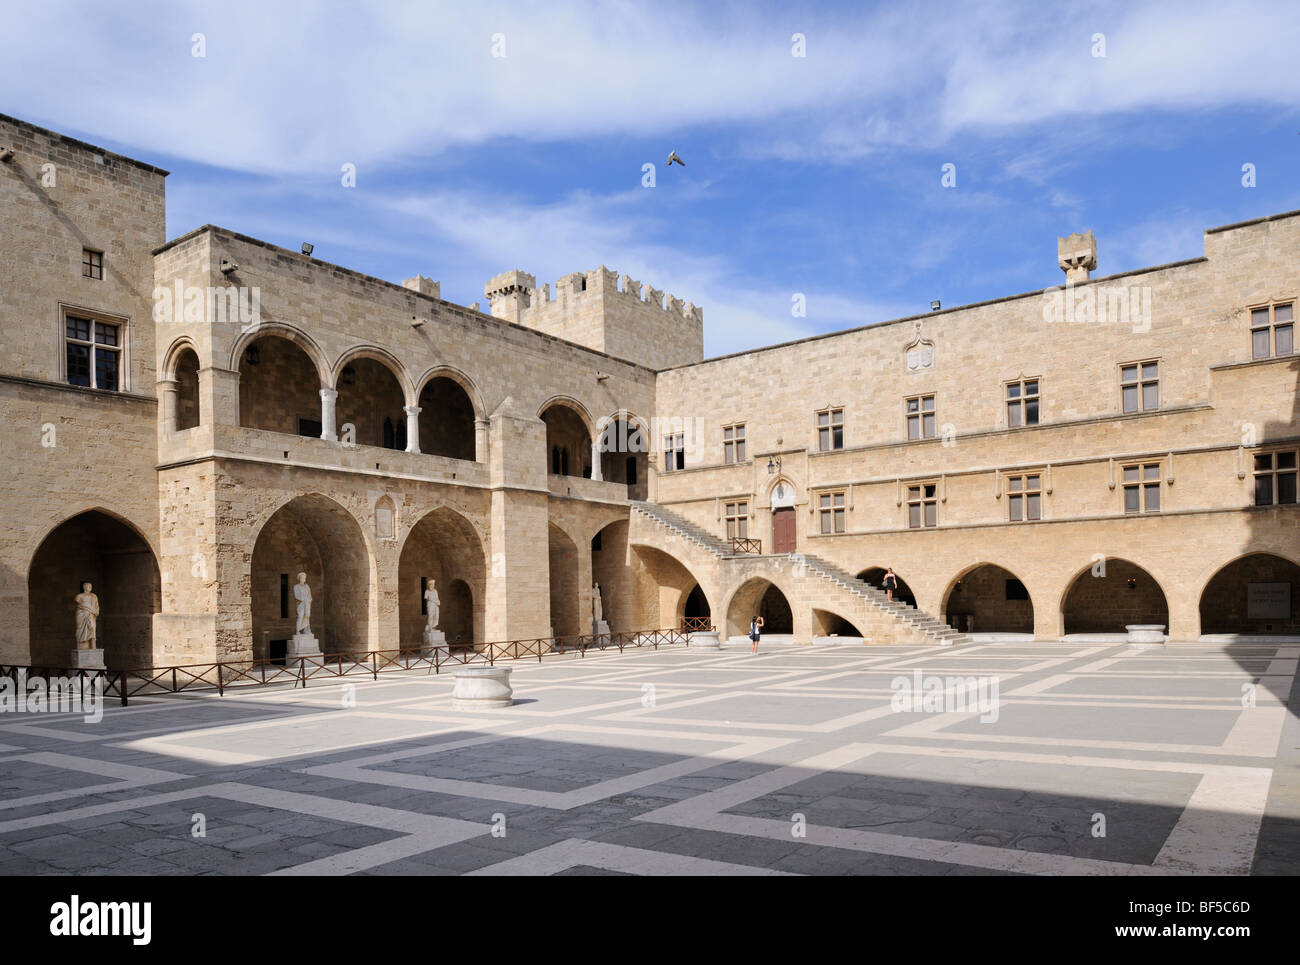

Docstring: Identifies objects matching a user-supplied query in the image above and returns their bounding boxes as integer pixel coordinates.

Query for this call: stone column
[475,418,490,463]
[158,378,179,434]
[319,388,338,442]
[590,439,603,481]
[404,404,421,454]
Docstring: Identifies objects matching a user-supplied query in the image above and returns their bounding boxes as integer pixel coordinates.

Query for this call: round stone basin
[451,666,514,708]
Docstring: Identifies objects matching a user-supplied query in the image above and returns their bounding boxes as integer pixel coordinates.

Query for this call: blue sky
[4,0,1299,357]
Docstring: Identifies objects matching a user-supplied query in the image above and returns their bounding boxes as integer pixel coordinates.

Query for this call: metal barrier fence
[0,626,703,706]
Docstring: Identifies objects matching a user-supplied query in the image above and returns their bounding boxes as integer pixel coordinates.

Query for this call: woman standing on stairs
[749,614,765,654]
[883,567,898,603]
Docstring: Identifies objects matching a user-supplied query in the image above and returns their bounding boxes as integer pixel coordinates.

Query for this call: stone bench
[451,666,513,708]
[1125,624,1166,647]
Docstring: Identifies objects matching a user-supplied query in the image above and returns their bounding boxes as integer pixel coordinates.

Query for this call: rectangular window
[723,424,747,464]
[725,501,749,540]
[818,491,846,534]
[1251,303,1294,360]
[1123,462,1162,514]
[1006,473,1042,522]
[907,483,938,528]
[1121,361,1159,414]
[82,248,103,280]
[663,433,685,472]
[65,314,121,390]
[1254,450,1298,506]
[1006,379,1040,428]
[906,395,936,440]
[817,408,844,451]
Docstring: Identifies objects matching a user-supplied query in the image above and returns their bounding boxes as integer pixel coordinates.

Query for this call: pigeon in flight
[666,151,685,167]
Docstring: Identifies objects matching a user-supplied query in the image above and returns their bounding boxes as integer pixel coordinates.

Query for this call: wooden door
[772,507,796,554]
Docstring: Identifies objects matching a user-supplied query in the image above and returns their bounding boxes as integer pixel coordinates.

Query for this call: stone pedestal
[422,629,448,658]
[592,620,610,637]
[451,666,513,709]
[1126,625,1166,648]
[69,649,105,670]
[287,632,322,663]
[688,630,721,649]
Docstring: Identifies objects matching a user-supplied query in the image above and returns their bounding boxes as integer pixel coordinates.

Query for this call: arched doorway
[397,507,486,651]
[541,402,592,479]
[599,414,649,499]
[770,480,797,554]
[1061,558,1169,634]
[726,578,793,639]
[684,584,711,628]
[1199,553,1300,635]
[335,357,408,450]
[548,524,580,637]
[174,347,200,430]
[418,376,477,461]
[857,567,917,607]
[943,564,1034,633]
[27,510,160,667]
[238,335,323,437]
[813,609,862,638]
[250,495,370,658]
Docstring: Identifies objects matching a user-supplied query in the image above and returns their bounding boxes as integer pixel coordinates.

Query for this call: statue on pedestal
[293,572,313,635]
[592,582,603,624]
[75,582,99,648]
[425,579,440,630]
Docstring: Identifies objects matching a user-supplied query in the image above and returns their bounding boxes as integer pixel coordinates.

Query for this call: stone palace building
[2,112,1297,668]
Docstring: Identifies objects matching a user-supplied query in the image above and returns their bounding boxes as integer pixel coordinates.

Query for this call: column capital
[319,387,338,401]
[403,404,422,417]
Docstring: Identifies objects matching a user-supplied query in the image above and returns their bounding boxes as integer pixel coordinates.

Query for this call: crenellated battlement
[482,265,703,370]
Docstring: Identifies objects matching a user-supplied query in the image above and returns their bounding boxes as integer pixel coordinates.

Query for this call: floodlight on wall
[0,148,14,163]
[220,259,238,275]
[930,300,941,311]
[301,243,314,256]
[596,373,610,383]
[410,315,425,328]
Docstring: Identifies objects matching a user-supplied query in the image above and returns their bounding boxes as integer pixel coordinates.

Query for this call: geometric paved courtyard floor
[1,639,1297,875]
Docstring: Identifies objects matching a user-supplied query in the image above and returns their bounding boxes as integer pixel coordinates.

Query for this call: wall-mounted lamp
[767,454,782,475]
[244,345,261,366]
[301,242,314,256]
[1126,578,1137,590]
[410,315,425,328]
[596,373,610,383]
[341,364,356,387]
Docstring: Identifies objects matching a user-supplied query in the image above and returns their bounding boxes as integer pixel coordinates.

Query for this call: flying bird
[666,151,685,167]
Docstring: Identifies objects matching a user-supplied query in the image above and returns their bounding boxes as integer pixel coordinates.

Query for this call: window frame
[724,500,749,540]
[816,407,844,452]
[1006,472,1043,522]
[81,248,103,280]
[61,305,128,392]
[906,482,939,529]
[1005,378,1040,429]
[1122,461,1162,514]
[1120,360,1160,414]
[817,491,847,534]
[1250,302,1295,360]
[1253,449,1298,507]
[905,394,937,440]
[662,432,685,472]
[723,423,747,465]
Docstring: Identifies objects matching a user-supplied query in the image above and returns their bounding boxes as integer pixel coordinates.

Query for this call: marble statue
[74,582,99,648]
[425,578,440,630]
[592,582,603,624]
[293,572,312,634]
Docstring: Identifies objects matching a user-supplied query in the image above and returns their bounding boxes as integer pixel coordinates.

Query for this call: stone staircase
[794,551,969,647]
[630,501,968,647]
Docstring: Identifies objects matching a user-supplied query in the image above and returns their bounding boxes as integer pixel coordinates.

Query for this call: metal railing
[0,626,692,706]
[730,536,762,554]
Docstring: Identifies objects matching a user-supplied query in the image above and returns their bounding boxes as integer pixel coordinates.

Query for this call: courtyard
[0,638,1295,876]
